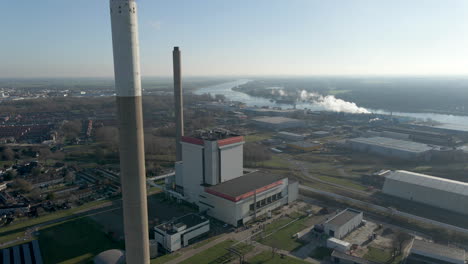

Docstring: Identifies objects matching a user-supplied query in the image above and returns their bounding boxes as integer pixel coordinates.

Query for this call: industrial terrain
[0,79,468,263]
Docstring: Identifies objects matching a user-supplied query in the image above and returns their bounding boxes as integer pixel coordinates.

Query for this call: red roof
[181,135,244,147]
[217,136,244,147]
[205,180,283,202]
[181,136,204,145]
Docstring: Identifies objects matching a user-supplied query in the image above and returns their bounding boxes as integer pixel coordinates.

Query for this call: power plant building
[167,130,298,226]
[347,137,433,160]
[382,170,468,215]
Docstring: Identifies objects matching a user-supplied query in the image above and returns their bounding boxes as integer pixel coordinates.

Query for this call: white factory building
[407,239,466,264]
[154,214,210,252]
[324,208,363,239]
[167,130,298,227]
[382,170,468,215]
[347,137,433,160]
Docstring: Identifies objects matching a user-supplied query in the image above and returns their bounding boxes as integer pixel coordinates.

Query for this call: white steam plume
[299,90,370,114]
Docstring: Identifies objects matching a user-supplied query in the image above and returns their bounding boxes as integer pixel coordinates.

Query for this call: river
[194,80,468,131]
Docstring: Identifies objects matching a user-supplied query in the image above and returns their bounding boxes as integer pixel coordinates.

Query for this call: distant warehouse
[382,170,468,215]
[277,131,305,141]
[252,116,306,130]
[347,137,433,160]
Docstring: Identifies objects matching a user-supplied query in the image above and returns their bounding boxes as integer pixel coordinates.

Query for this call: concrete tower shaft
[109,0,150,263]
[173,47,184,161]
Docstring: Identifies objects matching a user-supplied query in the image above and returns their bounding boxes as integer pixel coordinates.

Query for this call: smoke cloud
[299,90,370,114]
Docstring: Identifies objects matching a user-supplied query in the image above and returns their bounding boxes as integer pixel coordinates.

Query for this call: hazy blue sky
[2,0,468,77]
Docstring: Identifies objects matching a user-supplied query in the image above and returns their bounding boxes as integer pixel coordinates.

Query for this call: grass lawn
[38,217,123,264]
[150,253,181,264]
[245,133,272,143]
[316,174,367,191]
[179,240,252,264]
[259,214,308,251]
[249,251,310,264]
[255,156,290,169]
[364,247,392,263]
[192,235,222,249]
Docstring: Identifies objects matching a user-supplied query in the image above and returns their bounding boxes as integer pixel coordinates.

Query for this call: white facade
[327,237,351,252]
[154,214,210,252]
[219,143,243,182]
[176,136,244,203]
[180,142,205,203]
[199,179,290,226]
[382,170,468,215]
[324,208,363,239]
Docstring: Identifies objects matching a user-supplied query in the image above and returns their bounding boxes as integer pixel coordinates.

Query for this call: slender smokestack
[109,0,150,263]
[173,47,184,161]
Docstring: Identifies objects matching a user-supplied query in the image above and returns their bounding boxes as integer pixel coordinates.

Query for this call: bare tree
[39,148,52,164]
[13,178,33,193]
[392,231,412,255]
[61,120,82,140]
[95,126,119,150]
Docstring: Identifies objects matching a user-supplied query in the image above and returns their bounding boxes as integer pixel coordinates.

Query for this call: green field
[179,240,252,264]
[363,246,403,264]
[255,155,290,169]
[249,251,310,264]
[150,253,181,264]
[38,217,123,264]
[245,133,272,143]
[316,174,367,191]
[258,214,308,251]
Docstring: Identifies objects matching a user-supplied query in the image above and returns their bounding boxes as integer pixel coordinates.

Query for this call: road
[299,184,468,236]
[280,155,371,197]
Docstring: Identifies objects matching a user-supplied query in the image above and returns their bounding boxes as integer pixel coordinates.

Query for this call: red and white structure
[168,130,298,226]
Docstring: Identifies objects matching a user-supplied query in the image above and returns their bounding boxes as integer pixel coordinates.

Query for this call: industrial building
[406,239,466,264]
[324,208,363,239]
[167,130,298,227]
[277,131,305,141]
[382,170,468,215]
[347,137,433,160]
[201,171,298,226]
[252,116,306,130]
[154,213,210,252]
[1,240,43,264]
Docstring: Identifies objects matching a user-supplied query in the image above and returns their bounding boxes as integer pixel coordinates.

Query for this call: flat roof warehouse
[386,170,468,195]
[348,137,434,153]
[325,208,362,226]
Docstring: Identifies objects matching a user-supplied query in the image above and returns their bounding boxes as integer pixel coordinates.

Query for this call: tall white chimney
[109,0,150,263]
